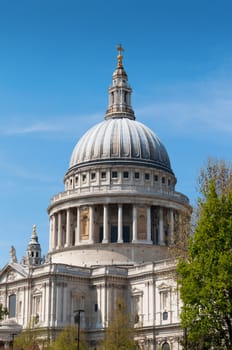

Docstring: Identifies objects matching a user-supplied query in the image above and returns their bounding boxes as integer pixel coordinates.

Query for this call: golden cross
[117,44,124,55]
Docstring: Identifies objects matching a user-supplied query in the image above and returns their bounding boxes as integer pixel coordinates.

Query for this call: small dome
[69,117,173,174]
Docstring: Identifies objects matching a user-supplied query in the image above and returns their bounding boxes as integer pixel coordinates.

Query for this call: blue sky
[0,0,231,267]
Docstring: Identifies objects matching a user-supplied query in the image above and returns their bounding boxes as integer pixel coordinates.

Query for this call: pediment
[0,263,28,283]
[131,287,143,296]
[157,282,170,291]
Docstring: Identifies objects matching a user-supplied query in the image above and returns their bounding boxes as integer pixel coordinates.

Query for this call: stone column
[62,284,67,323]
[96,285,102,327]
[49,216,52,251]
[146,206,152,243]
[169,208,174,244]
[49,279,56,327]
[75,207,80,245]
[102,204,109,243]
[49,215,54,251]
[89,205,94,243]
[132,205,138,243]
[159,207,164,245]
[57,212,62,248]
[56,284,61,323]
[117,204,123,243]
[65,209,71,247]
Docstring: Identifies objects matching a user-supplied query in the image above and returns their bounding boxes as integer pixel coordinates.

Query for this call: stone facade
[0,48,190,350]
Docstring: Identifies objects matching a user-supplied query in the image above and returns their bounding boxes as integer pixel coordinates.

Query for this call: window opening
[154,175,158,181]
[9,294,16,318]
[123,171,129,178]
[145,173,150,180]
[162,342,170,350]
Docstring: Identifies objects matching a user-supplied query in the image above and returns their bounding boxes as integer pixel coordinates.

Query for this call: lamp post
[11,333,16,350]
[74,309,84,350]
[184,327,188,350]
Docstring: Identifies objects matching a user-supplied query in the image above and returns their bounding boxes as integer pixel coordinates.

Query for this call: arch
[162,342,170,350]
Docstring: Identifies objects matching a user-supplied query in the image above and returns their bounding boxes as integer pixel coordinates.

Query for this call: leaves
[0,304,8,320]
[51,325,87,350]
[177,159,232,350]
[100,298,137,350]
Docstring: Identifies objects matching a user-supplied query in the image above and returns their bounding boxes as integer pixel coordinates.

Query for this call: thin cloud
[0,113,103,136]
[0,159,54,183]
[136,78,232,135]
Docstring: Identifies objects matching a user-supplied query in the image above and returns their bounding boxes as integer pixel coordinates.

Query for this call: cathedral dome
[68,45,173,175]
[69,117,172,173]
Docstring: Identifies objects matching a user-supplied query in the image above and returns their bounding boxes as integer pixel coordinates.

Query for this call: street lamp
[74,309,84,350]
[11,333,16,350]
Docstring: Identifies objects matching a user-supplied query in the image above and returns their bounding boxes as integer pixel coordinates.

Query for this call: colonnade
[49,204,176,251]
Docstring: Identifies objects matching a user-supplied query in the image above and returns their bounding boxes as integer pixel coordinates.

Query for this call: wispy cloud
[0,113,103,136]
[136,78,232,136]
[1,78,232,139]
[0,158,54,183]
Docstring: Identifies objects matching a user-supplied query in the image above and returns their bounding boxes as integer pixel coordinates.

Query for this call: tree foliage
[51,325,87,350]
[0,304,8,321]
[169,210,192,260]
[14,325,47,350]
[197,157,232,199]
[177,159,232,350]
[100,298,137,350]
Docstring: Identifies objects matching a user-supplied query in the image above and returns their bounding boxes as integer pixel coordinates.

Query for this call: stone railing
[50,184,189,205]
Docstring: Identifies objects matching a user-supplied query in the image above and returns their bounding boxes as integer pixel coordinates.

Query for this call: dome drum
[63,164,176,198]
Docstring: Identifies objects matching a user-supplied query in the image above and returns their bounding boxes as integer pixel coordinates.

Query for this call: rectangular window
[154,175,158,181]
[82,174,86,182]
[123,171,129,178]
[145,173,150,180]
[112,171,118,178]
[94,303,98,312]
[134,172,140,179]
[9,294,16,318]
[91,172,96,180]
[162,177,165,184]
[101,172,106,179]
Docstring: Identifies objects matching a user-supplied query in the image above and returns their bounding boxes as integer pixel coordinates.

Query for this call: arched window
[162,342,170,350]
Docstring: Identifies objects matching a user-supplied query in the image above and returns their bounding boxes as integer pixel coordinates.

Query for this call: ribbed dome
[68,47,173,175]
[69,118,173,173]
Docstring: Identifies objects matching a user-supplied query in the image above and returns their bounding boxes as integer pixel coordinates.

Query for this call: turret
[26,225,42,266]
[105,45,135,120]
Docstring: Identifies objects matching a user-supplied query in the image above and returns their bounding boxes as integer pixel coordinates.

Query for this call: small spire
[32,224,37,237]
[10,245,17,263]
[117,44,124,68]
[29,224,38,244]
[26,224,42,266]
[105,45,135,120]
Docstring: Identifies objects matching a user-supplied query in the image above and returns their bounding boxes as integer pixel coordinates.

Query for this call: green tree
[0,304,8,320]
[177,168,232,350]
[100,298,137,350]
[197,157,232,198]
[51,325,87,350]
[14,326,46,350]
